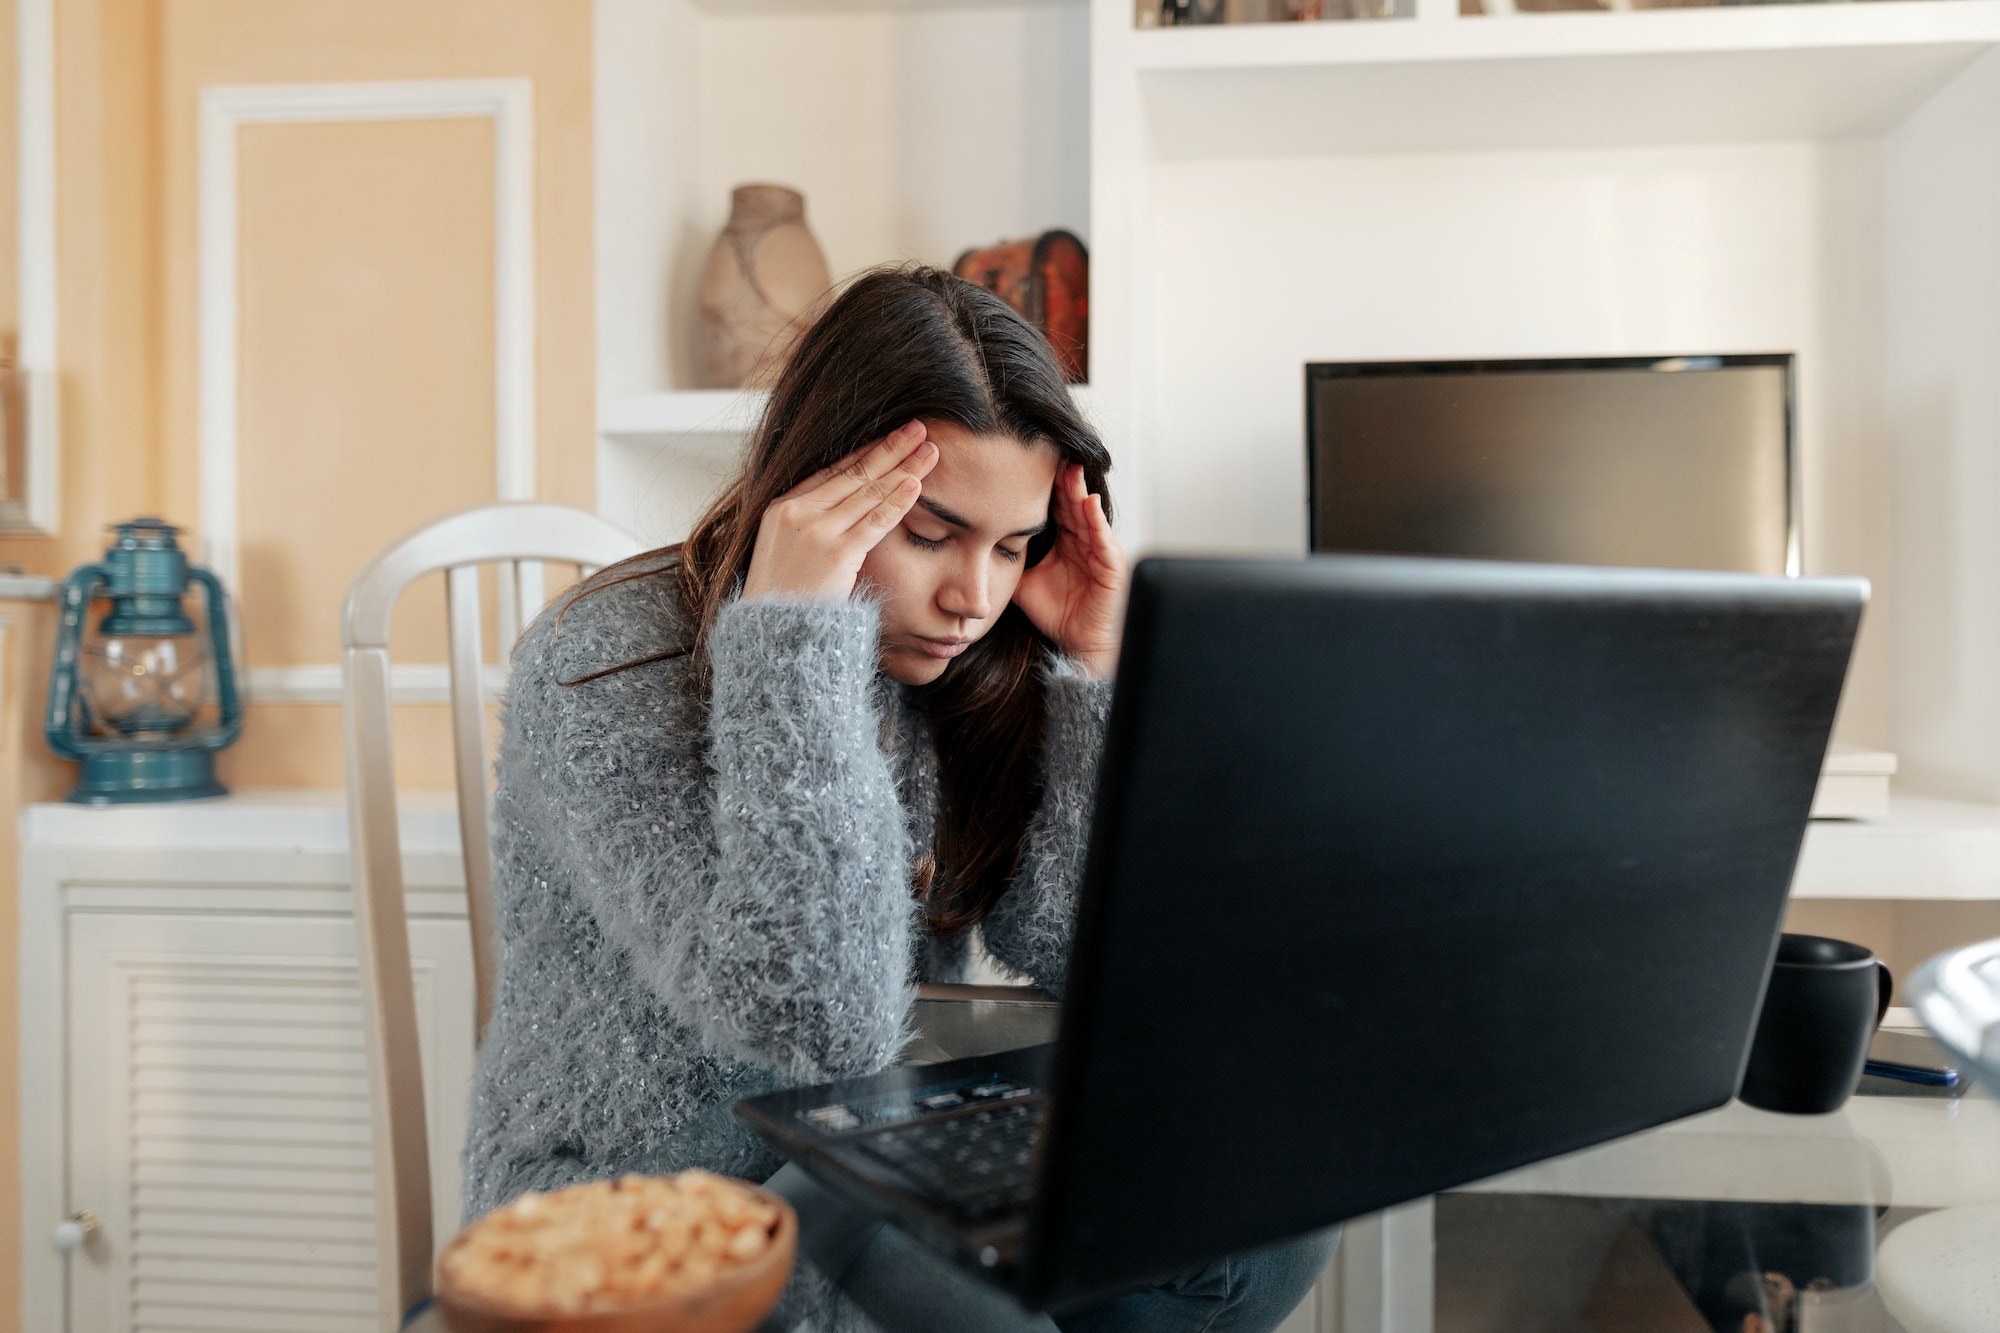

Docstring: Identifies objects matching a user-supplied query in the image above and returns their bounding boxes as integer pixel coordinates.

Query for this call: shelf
[693,0,1080,12]
[600,385,1101,448]
[1794,793,2000,901]
[1124,0,2000,154]
[600,389,767,442]
[0,573,58,600]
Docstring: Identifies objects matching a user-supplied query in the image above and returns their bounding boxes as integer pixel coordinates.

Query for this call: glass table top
[1438,1047,1999,1332]
[1463,1077,2000,1213]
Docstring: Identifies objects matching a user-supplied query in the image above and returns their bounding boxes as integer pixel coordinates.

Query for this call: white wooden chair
[341,502,1058,1327]
[341,503,642,1329]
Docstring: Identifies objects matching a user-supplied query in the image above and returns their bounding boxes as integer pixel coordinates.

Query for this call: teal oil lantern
[45,518,243,804]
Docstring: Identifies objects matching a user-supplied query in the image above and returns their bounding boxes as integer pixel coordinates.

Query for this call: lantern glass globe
[80,632,209,737]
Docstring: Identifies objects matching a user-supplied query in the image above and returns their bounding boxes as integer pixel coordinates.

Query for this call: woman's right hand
[742,420,938,603]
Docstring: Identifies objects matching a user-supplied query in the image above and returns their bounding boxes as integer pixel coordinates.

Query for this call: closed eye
[905,530,947,552]
[996,545,1025,563]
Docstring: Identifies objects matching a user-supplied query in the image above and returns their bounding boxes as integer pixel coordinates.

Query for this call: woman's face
[859,419,1059,686]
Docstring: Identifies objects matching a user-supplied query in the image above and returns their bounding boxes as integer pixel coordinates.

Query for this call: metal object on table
[1909,935,2000,1090]
[905,983,1061,1066]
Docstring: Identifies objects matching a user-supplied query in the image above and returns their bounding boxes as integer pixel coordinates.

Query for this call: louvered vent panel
[126,967,377,1333]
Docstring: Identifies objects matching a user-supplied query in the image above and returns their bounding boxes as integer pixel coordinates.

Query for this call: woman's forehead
[919,422,1059,531]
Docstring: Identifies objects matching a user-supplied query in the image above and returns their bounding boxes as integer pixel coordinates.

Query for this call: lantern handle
[44,564,109,762]
[187,566,243,750]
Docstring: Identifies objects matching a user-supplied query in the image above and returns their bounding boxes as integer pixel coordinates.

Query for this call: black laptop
[735,555,1865,1312]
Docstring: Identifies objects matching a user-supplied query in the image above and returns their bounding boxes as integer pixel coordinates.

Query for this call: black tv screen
[1307,355,1796,575]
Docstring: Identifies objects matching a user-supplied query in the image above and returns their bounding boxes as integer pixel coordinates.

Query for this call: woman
[462,265,1333,1331]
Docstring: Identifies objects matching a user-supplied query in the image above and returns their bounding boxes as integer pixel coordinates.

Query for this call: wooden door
[65,911,474,1333]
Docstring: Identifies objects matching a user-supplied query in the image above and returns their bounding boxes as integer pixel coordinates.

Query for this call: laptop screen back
[1022,556,1862,1309]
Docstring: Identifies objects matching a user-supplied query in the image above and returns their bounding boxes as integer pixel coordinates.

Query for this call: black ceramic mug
[1739,934,1894,1115]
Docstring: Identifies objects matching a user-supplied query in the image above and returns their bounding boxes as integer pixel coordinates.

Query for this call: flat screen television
[1306,354,1797,576]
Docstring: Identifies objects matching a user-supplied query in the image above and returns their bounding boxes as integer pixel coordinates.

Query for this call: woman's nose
[939,559,993,621]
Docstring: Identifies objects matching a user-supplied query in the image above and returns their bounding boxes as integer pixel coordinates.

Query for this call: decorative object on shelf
[698,184,833,391]
[952,230,1089,384]
[1811,745,1896,820]
[1140,0,1408,22]
[1328,0,1401,17]
[44,518,242,805]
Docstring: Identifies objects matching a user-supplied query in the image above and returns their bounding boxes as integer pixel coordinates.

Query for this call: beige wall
[159,0,598,791]
[0,0,16,348]
[234,117,501,667]
[0,3,595,1324]
[0,0,598,753]
[0,0,19,502]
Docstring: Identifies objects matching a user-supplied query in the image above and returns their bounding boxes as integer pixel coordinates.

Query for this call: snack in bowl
[437,1170,797,1332]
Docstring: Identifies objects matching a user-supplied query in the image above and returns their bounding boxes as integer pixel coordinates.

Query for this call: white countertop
[21,788,464,854]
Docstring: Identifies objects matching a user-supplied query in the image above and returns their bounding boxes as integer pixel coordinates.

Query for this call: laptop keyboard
[855,1098,1045,1221]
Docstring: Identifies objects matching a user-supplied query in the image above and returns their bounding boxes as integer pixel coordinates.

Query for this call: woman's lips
[911,636,971,660]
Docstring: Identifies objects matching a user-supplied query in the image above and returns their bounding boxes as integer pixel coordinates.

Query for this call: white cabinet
[16,793,1343,1332]
[19,795,474,1333]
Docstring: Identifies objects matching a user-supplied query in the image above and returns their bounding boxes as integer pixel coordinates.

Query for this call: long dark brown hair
[564,264,1112,936]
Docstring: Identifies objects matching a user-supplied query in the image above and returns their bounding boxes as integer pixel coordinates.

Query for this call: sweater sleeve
[516,593,915,1084]
[977,655,1114,996]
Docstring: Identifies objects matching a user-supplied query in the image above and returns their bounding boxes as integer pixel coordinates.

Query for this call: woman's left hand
[1012,463,1128,679]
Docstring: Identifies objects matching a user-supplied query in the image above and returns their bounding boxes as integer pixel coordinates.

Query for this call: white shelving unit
[1121,2,2000,154]
[1797,795,2000,901]
[1089,0,2000,947]
[596,381,1100,546]
[599,389,769,443]
[598,0,2000,963]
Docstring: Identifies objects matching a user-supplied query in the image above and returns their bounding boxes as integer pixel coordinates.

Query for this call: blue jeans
[768,1163,1339,1333]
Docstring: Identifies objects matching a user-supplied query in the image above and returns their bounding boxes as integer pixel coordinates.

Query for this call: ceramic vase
[698,185,833,390]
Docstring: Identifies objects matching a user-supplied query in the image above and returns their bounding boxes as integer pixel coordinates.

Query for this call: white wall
[1145,138,1893,747]
[684,6,1092,388]
[596,0,702,396]
[1885,49,2000,801]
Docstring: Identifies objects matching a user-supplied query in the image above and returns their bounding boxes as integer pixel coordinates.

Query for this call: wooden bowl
[435,1183,797,1333]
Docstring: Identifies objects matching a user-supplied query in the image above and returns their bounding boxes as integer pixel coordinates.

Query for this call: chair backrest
[341,502,642,1328]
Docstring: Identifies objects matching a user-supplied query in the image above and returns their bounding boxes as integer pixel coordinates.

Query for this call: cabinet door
[65,912,473,1333]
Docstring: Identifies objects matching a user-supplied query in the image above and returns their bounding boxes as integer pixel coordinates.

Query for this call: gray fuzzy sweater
[461,564,1110,1324]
